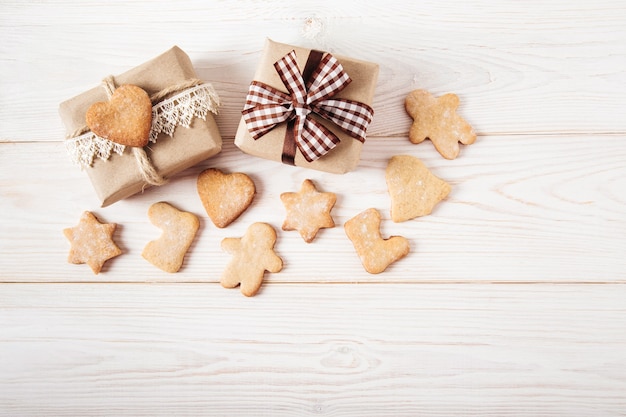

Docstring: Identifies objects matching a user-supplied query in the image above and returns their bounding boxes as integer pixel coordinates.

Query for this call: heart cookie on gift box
[197,168,256,228]
[85,84,152,148]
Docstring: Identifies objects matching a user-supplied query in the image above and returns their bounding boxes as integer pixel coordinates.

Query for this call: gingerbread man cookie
[405,89,476,159]
[221,222,283,296]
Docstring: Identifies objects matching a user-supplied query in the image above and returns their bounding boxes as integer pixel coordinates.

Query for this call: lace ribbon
[65,83,221,168]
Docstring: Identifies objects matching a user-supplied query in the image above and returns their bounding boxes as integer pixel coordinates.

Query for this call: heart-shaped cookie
[197,168,256,228]
[386,155,451,222]
[86,84,152,147]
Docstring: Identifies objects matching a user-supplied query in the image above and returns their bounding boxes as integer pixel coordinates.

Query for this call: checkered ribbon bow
[242,50,374,162]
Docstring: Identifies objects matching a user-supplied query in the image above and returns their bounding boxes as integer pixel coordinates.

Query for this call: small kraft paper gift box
[60,46,222,207]
[235,39,379,174]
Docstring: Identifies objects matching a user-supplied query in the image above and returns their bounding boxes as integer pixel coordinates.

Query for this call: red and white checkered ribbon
[242,50,374,162]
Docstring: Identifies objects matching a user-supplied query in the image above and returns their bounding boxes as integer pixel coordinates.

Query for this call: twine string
[132,147,167,187]
[102,75,116,99]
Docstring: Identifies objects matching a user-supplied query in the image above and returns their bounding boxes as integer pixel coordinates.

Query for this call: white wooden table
[1,1,625,415]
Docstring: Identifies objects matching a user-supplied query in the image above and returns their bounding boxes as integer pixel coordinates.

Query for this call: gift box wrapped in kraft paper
[235,39,379,174]
[60,46,222,207]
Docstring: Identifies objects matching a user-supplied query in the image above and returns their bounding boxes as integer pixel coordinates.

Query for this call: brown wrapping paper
[234,39,379,174]
[59,46,222,207]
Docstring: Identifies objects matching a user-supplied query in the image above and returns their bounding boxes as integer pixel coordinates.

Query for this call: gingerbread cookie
[63,211,122,274]
[221,222,283,297]
[197,168,256,228]
[280,179,336,243]
[344,208,409,274]
[142,202,199,273]
[405,89,476,159]
[386,155,451,222]
[86,84,152,148]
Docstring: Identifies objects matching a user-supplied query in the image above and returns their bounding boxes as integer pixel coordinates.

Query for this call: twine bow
[242,50,374,163]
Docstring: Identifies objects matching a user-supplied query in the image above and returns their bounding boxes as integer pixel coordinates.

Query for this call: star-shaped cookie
[280,179,336,243]
[405,89,476,159]
[63,211,122,274]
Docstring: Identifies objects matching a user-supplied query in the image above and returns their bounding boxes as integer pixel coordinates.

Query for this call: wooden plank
[1,134,624,283]
[1,1,625,141]
[1,283,625,416]
[1,3,626,417]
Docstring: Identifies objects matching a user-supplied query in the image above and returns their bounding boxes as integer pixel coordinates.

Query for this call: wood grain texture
[1,283,626,416]
[1,1,625,141]
[1,1,626,415]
